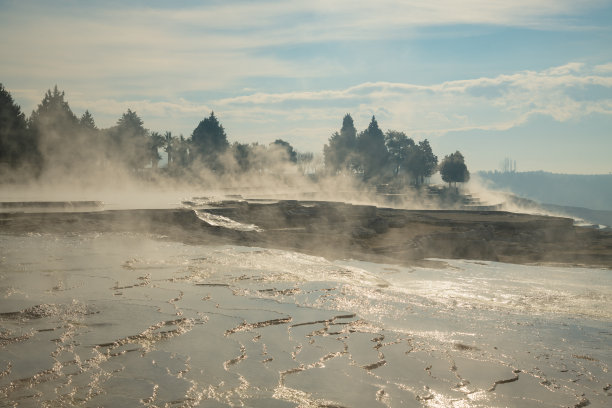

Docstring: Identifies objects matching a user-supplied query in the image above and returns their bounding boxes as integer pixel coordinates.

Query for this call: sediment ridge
[1,200,610,267]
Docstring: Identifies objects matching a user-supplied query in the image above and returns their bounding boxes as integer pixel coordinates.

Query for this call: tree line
[0,85,302,181]
[324,114,469,187]
[0,84,469,186]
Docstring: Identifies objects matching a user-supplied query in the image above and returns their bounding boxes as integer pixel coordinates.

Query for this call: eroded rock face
[1,200,610,267]
[182,201,611,267]
[367,216,389,234]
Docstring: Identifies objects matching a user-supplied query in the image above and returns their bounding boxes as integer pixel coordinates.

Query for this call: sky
[1,0,611,174]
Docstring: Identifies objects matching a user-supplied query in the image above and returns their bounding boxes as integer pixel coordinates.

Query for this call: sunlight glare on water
[0,233,610,407]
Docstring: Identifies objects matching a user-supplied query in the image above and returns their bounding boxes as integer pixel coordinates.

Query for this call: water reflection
[0,233,610,407]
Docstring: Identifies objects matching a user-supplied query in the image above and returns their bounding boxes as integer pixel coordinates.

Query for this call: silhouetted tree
[357,116,389,180]
[412,140,438,186]
[77,109,106,169]
[244,142,268,174]
[109,109,149,170]
[324,113,358,174]
[30,86,79,130]
[440,151,470,187]
[174,135,190,167]
[163,131,174,166]
[148,131,164,169]
[79,110,96,130]
[297,151,314,175]
[0,84,39,171]
[385,130,415,177]
[29,85,82,171]
[231,142,251,172]
[385,132,438,185]
[191,111,229,170]
[271,139,297,163]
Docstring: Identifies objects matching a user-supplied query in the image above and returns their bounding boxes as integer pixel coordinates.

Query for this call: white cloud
[545,62,585,75]
[215,63,612,105]
[211,62,612,144]
[70,98,210,117]
[1,0,608,97]
[1,1,610,161]
[144,0,607,33]
[11,59,611,144]
[594,63,612,73]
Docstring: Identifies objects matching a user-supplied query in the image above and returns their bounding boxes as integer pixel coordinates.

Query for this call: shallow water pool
[1,233,610,407]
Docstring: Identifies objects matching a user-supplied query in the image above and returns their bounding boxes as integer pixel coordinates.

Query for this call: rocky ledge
[1,200,610,268]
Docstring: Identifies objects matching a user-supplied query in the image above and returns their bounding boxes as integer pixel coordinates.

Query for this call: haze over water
[1,1,612,407]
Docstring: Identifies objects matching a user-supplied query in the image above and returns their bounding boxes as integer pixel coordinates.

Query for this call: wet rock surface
[1,200,610,268]
[0,200,103,211]
[0,233,610,407]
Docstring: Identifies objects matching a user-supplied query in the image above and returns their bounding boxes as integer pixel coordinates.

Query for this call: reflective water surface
[1,232,610,407]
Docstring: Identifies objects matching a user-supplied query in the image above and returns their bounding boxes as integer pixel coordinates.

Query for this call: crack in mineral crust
[1,225,610,407]
[488,370,520,391]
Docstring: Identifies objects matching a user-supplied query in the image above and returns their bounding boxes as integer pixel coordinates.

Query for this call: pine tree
[0,84,39,170]
[413,139,438,185]
[29,85,81,172]
[191,111,229,167]
[79,110,97,130]
[324,113,358,174]
[357,116,389,180]
[110,109,149,170]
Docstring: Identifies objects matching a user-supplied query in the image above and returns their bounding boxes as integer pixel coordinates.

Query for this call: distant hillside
[478,171,612,211]
[541,204,612,229]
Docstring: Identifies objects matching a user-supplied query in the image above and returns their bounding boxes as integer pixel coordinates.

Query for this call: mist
[2,85,611,408]
[0,85,466,212]
[2,0,612,403]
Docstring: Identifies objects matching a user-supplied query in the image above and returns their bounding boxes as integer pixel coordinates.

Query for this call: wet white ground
[1,232,611,407]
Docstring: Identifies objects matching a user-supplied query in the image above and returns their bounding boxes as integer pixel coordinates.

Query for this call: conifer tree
[191,111,229,165]
[109,109,149,170]
[357,116,388,179]
[0,84,39,170]
[324,113,358,174]
[29,85,82,172]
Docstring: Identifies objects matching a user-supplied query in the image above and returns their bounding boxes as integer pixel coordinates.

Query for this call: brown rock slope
[1,200,610,267]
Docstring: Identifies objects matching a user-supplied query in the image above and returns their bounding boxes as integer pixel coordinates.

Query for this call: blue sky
[1,0,611,173]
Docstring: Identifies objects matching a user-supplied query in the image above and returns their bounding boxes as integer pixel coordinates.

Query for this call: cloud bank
[1,0,611,171]
[212,62,612,144]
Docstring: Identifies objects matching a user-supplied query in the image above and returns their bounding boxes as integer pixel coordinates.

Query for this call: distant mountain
[478,171,612,212]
